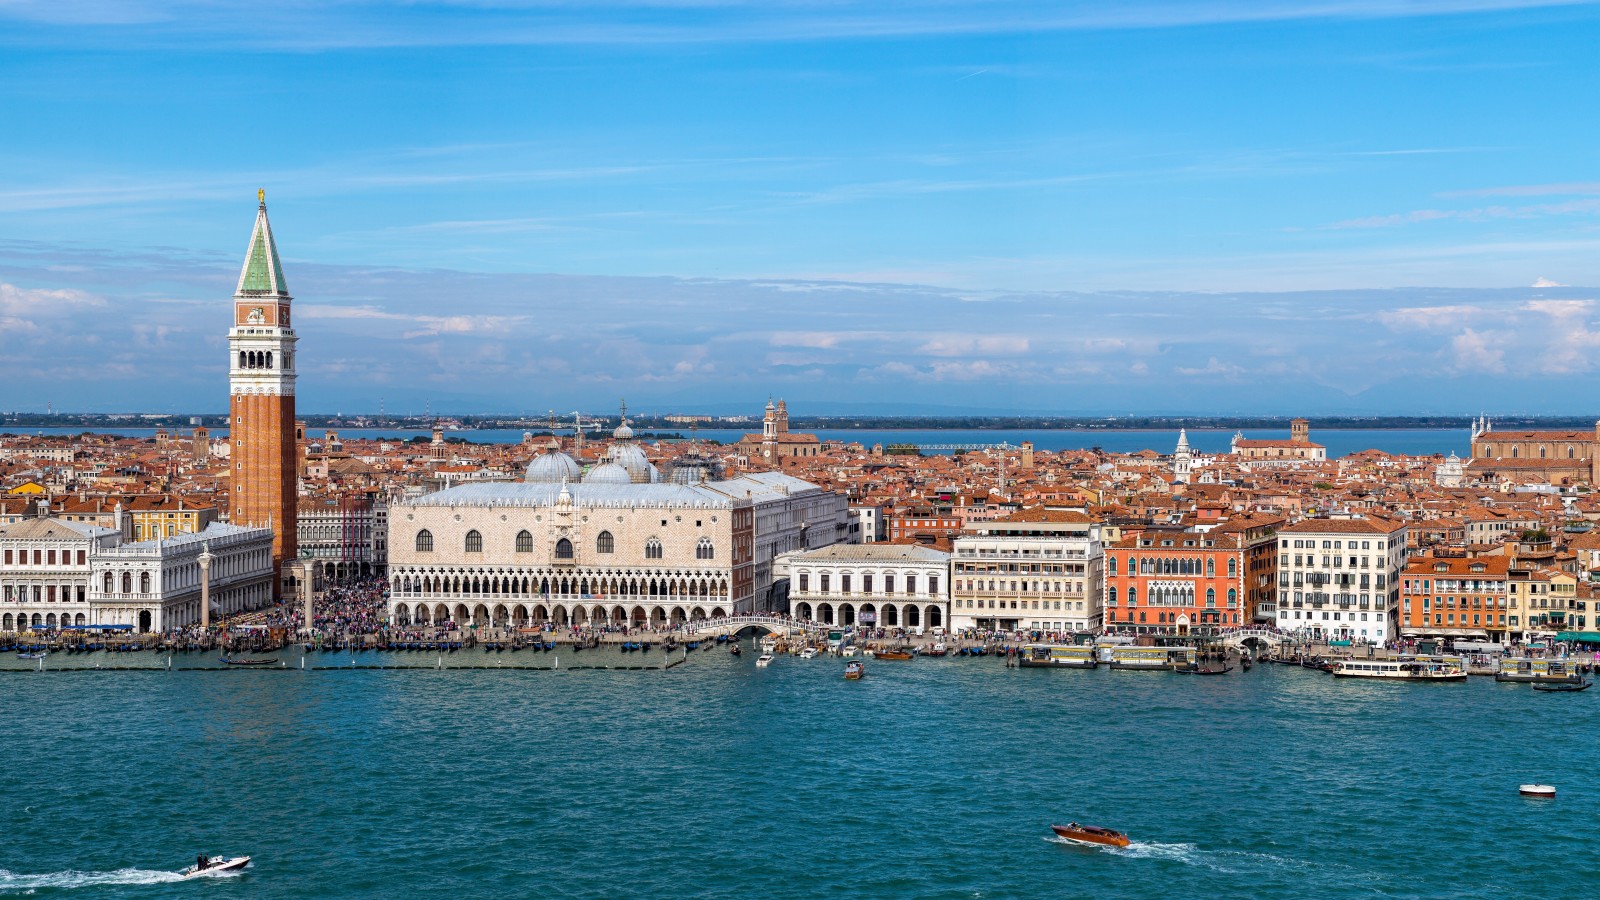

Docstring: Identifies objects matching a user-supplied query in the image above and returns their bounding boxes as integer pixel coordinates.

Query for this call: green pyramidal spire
[235,189,290,297]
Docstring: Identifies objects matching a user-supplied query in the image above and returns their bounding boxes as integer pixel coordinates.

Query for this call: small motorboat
[876,649,913,661]
[923,642,948,657]
[800,647,818,659]
[1520,784,1557,798]
[755,654,775,668]
[181,855,251,877]
[1051,823,1130,848]
[840,646,859,657]
[844,660,864,680]
[1533,680,1592,692]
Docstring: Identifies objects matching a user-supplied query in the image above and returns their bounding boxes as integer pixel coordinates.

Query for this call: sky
[2,0,1600,416]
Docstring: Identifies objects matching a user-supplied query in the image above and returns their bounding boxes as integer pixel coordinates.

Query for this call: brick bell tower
[228,189,298,597]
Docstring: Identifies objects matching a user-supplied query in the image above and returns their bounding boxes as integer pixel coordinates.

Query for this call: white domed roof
[608,442,656,483]
[525,451,581,483]
[584,461,632,484]
[614,421,635,440]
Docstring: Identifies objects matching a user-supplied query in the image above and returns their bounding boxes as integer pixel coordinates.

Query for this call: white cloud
[1175,357,1246,378]
[1449,328,1505,374]
[1532,277,1566,288]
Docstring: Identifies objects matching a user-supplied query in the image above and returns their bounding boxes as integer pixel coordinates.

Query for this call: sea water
[0,651,1592,898]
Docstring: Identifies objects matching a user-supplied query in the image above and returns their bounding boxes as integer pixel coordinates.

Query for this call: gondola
[1177,666,1234,675]
[218,656,279,666]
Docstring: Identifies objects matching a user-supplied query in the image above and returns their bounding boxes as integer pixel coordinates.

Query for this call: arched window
[1540,445,1546,459]
[556,538,574,559]
[265,351,273,369]
[1512,445,1519,458]
[596,531,615,554]
[696,538,714,560]
[1206,588,1215,607]
[464,530,482,553]
[102,573,113,593]
[121,572,132,593]
[1127,587,1137,606]
[140,572,151,594]
[1107,586,1117,604]
[515,530,533,553]
[1107,558,1117,576]
[1228,588,1237,606]
[1205,558,1214,577]
[1227,558,1237,578]
[415,529,434,552]
[645,538,663,560]
[238,350,247,369]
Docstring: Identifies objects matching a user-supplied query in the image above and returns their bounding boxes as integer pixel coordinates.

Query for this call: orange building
[1103,515,1280,635]
[227,191,299,596]
[1399,551,1510,642]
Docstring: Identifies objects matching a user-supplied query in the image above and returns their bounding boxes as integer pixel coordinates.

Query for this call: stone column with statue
[198,543,213,631]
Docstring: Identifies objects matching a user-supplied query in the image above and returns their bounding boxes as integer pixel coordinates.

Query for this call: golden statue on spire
[258,188,265,204]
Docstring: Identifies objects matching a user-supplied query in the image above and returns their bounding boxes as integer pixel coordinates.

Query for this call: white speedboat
[181,856,251,877]
[755,654,775,667]
[800,647,818,659]
[840,646,859,657]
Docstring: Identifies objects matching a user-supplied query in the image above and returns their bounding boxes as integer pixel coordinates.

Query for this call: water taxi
[923,642,948,657]
[755,654,775,667]
[876,649,913,661]
[1018,644,1097,669]
[844,660,864,680]
[1109,646,1195,671]
[181,855,251,877]
[800,647,818,659]
[1051,823,1130,848]
[1496,657,1584,683]
[1331,659,1465,681]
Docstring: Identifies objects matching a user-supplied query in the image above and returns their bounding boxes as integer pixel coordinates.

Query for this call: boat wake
[0,867,191,891]
[1046,837,1340,878]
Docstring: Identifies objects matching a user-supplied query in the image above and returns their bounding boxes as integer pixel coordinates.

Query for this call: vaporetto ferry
[1018,645,1097,668]
[1331,659,1466,681]
[1107,646,1197,671]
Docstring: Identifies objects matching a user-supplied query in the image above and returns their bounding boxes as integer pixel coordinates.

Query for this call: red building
[1103,514,1281,635]
[227,191,299,596]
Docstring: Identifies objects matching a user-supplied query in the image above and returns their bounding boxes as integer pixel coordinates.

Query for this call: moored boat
[1051,823,1130,848]
[1018,644,1097,669]
[876,649,913,660]
[1331,660,1465,681]
[1532,680,1591,692]
[922,642,948,657]
[1496,657,1584,683]
[844,660,864,680]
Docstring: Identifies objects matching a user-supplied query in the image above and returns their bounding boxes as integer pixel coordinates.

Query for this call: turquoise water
[1,649,1593,898]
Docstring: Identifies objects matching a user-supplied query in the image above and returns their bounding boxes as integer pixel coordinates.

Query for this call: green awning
[1555,631,1600,644]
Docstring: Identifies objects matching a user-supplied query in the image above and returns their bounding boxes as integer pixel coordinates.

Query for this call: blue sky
[2,0,1600,415]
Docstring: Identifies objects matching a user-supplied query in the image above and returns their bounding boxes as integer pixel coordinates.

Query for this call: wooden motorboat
[1051,823,1130,848]
[1533,680,1591,692]
[181,855,251,877]
[844,660,864,680]
[876,649,913,661]
[1519,783,1556,798]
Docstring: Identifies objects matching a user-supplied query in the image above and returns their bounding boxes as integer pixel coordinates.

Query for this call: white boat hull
[182,856,250,877]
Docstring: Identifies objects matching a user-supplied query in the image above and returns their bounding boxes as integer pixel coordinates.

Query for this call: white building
[778,543,948,631]
[950,509,1104,633]
[847,504,884,543]
[1,513,274,633]
[1275,516,1408,643]
[297,496,388,582]
[386,458,847,628]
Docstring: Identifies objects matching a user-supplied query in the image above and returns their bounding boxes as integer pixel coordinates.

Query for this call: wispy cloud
[2,0,1591,50]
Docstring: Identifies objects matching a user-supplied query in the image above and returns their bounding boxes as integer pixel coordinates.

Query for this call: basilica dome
[524,451,581,483]
[583,461,633,484]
